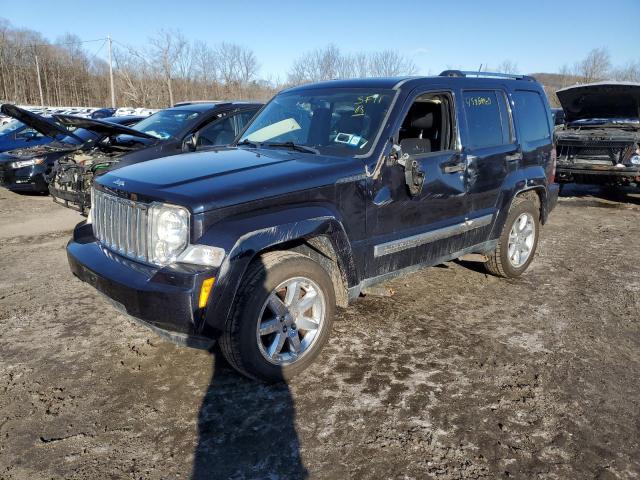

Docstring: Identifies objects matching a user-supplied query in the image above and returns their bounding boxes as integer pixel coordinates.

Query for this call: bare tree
[150,29,189,106]
[496,60,519,74]
[612,60,640,82]
[288,45,416,84]
[578,47,611,83]
[369,50,416,77]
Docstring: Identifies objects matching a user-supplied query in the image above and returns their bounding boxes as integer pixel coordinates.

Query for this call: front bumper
[67,222,220,349]
[0,165,48,192]
[50,184,89,212]
[556,163,640,184]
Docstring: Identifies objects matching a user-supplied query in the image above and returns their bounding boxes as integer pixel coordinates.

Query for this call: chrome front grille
[92,188,149,262]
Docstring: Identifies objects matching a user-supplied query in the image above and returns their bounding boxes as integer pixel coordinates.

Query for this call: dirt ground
[0,185,639,480]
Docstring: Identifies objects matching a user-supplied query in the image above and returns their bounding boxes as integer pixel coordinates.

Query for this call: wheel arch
[200,206,356,336]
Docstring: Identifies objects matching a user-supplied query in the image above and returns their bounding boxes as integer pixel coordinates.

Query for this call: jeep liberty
[67,71,559,382]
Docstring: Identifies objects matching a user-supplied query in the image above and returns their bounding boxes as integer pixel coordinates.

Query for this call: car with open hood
[67,71,559,382]
[555,82,640,188]
[0,104,145,193]
[48,101,262,212]
[0,116,57,153]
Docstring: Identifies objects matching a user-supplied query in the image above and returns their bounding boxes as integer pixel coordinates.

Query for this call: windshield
[133,109,200,139]
[238,88,395,156]
[0,119,24,135]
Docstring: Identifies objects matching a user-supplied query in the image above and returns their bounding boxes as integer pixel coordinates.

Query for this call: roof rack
[439,70,536,82]
[172,100,223,107]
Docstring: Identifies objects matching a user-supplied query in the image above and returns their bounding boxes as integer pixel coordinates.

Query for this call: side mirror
[394,143,425,196]
[181,133,197,153]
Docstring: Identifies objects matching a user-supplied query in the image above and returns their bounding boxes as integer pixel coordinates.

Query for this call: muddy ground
[0,185,639,479]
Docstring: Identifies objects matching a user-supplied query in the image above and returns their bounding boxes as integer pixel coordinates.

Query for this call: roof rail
[439,70,536,82]
[172,100,223,107]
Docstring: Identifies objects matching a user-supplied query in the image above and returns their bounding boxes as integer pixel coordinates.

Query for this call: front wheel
[220,251,335,382]
[484,196,540,278]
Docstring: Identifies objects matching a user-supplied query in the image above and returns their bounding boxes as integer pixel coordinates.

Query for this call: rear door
[511,89,553,173]
[461,89,518,232]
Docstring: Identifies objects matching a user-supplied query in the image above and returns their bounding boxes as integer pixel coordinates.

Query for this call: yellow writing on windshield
[353,94,382,116]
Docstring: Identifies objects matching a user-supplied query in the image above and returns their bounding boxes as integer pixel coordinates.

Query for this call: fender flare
[489,166,551,239]
[198,205,356,335]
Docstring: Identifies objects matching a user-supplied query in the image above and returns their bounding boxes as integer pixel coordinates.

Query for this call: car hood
[556,82,640,123]
[0,142,79,162]
[96,147,357,213]
[53,114,157,140]
[0,104,80,140]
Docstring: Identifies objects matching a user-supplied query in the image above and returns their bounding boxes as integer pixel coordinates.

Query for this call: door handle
[443,162,465,174]
[506,152,523,162]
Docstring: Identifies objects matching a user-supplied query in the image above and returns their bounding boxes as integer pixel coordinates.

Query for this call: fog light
[199,277,215,309]
[178,245,226,267]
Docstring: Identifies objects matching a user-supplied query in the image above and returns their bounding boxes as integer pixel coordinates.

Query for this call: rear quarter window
[462,90,511,148]
[513,90,550,143]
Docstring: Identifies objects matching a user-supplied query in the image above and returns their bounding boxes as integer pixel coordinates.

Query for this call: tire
[219,250,336,383]
[484,196,540,278]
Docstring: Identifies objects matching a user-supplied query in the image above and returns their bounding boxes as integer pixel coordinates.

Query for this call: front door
[365,89,471,279]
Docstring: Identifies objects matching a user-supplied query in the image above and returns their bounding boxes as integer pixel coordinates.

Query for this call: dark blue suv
[67,71,559,381]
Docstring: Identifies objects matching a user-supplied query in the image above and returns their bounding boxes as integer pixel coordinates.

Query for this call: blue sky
[2,0,638,80]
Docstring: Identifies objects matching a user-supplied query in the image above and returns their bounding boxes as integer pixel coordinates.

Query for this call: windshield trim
[235,87,400,160]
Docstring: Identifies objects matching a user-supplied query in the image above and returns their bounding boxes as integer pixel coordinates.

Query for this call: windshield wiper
[236,139,258,148]
[261,141,319,154]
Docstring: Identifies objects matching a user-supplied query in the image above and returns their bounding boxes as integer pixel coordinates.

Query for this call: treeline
[0,19,418,109]
[1,16,638,109]
[0,19,278,108]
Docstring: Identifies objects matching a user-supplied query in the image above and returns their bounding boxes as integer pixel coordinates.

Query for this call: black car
[68,71,559,382]
[555,82,640,187]
[0,104,145,193]
[49,101,262,212]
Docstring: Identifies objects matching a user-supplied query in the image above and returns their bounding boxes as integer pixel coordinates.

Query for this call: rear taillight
[548,146,557,184]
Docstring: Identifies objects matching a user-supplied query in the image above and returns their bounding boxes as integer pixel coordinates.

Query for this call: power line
[88,39,108,64]
[31,38,107,49]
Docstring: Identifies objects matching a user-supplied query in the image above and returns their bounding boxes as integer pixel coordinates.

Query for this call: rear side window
[463,90,511,148]
[513,90,550,143]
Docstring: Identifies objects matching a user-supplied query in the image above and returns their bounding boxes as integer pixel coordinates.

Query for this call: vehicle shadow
[191,256,308,479]
[191,352,307,479]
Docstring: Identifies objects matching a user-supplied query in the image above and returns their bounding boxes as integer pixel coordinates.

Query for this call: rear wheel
[485,196,540,278]
[220,251,335,382]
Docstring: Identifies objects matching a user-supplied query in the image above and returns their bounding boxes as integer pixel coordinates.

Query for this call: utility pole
[108,35,116,108]
[34,51,45,107]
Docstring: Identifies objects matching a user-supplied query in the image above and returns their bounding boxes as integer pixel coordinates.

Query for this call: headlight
[149,203,189,265]
[10,157,45,169]
[630,155,640,165]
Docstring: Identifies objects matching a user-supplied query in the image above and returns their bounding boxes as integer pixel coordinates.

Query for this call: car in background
[555,82,640,188]
[0,104,145,193]
[0,117,56,153]
[49,101,262,212]
[90,108,117,119]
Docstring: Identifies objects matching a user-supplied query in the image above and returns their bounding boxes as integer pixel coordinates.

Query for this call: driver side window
[196,114,235,147]
[397,92,456,156]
